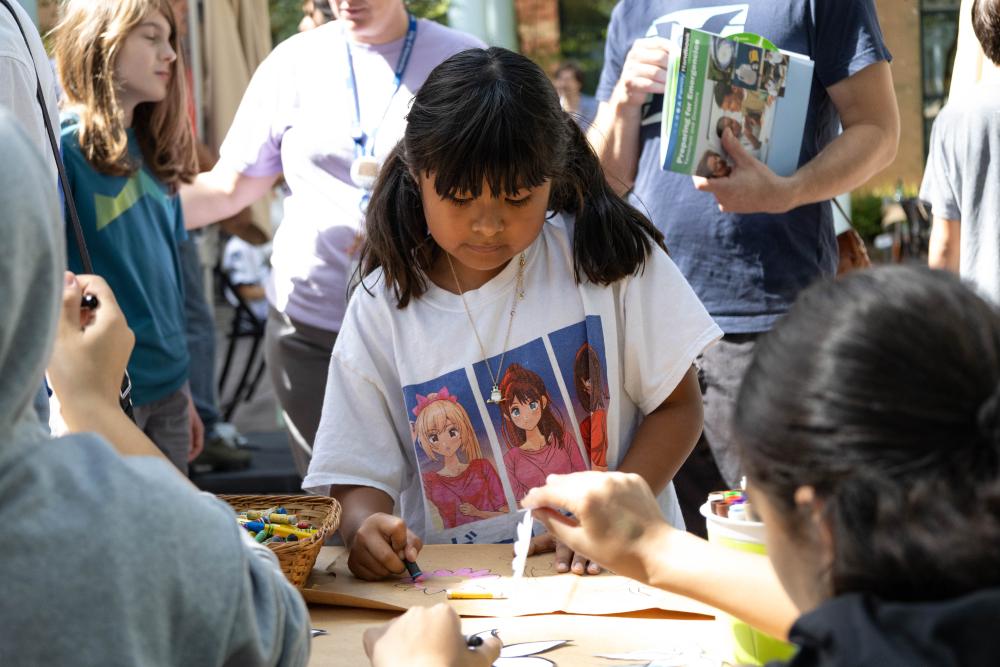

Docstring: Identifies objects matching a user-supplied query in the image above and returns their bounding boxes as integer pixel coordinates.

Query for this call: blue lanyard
[346,14,418,159]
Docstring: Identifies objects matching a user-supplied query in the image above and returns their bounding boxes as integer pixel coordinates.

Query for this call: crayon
[269,523,316,540]
[403,559,424,581]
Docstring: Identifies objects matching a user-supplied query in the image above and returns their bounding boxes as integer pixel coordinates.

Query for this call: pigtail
[356,142,437,307]
[549,115,666,286]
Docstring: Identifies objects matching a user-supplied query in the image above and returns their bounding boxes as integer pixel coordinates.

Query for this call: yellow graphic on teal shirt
[94,169,165,231]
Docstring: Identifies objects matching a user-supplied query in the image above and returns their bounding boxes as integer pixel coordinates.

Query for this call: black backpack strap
[3,1,133,418]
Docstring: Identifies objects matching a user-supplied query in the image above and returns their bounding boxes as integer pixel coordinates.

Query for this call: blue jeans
[179,234,220,434]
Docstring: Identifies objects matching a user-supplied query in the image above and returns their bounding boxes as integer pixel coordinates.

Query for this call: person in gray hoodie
[0,110,310,666]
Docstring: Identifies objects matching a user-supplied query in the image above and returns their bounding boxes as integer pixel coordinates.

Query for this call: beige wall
[870,0,925,192]
[514,0,561,71]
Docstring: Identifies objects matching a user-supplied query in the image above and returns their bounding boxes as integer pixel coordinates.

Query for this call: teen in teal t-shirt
[62,116,189,407]
[61,115,192,474]
[52,0,201,473]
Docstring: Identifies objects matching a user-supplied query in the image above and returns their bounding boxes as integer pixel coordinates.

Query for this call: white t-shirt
[222,237,271,321]
[304,216,722,544]
[0,0,60,183]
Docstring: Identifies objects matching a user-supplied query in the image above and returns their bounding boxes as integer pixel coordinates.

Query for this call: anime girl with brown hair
[497,364,587,501]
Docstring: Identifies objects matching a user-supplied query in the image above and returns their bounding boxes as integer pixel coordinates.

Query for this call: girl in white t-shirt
[304,47,722,581]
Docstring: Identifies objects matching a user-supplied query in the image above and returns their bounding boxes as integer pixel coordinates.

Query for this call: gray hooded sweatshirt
[0,111,310,666]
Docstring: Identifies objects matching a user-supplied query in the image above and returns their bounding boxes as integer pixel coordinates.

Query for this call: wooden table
[308,605,724,666]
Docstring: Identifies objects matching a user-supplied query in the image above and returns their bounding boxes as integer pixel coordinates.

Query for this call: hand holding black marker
[403,558,423,581]
[77,290,134,420]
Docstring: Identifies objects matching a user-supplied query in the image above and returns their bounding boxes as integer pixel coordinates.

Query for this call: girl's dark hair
[498,364,568,451]
[734,266,1000,602]
[360,47,664,308]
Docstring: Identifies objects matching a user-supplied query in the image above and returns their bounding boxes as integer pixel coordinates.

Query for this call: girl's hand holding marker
[348,512,424,582]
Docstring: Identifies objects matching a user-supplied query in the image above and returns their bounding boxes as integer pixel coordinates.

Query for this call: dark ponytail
[358,47,665,308]
[550,114,665,286]
[734,266,1000,602]
[356,145,437,307]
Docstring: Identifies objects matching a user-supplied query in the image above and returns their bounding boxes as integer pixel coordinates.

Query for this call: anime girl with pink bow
[412,388,509,529]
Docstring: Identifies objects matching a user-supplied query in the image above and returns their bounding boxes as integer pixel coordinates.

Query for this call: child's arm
[333,485,423,581]
[524,472,800,640]
[618,366,703,495]
[928,215,961,273]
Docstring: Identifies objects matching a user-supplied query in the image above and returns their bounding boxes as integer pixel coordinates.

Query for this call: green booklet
[660,28,814,178]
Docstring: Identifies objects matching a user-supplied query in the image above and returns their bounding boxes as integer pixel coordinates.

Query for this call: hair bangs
[407,48,564,199]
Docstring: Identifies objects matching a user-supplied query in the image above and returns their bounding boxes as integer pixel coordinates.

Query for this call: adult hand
[611,37,672,107]
[47,273,135,416]
[187,393,205,462]
[522,472,674,585]
[363,604,501,667]
[527,533,602,576]
[693,129,797,214]
[349,513,423,581]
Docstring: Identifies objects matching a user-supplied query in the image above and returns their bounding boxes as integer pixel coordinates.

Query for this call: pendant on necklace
[488,386,503,404]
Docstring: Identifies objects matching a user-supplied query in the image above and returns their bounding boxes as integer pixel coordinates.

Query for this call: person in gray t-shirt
[0,111,309,667]
[920,0,1000,305]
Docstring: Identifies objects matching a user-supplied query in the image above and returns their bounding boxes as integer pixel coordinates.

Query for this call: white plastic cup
[700,502,796,666]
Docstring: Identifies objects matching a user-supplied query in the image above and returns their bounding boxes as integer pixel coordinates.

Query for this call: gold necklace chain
[445,252,526,404]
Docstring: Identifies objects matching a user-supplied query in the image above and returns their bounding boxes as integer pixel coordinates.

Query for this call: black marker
[81,294,99,310]
[403,558,423,581]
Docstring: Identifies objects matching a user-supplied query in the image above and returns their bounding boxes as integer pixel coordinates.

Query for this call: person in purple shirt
[181,1,483,476]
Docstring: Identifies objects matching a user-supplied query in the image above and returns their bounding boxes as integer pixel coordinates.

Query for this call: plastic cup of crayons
[701,492,796,666]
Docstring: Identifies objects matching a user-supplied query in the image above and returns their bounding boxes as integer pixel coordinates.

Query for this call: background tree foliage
[268,1,615,92]
[557,0,615,93]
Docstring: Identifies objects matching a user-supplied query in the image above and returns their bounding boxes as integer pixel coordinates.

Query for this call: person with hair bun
[513,265,1000,666]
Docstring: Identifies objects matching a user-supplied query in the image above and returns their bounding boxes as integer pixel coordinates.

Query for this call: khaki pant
[264,309,338,478]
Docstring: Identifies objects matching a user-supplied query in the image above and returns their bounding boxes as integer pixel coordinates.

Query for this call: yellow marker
[268,513,298,525]
[445,589,507,600]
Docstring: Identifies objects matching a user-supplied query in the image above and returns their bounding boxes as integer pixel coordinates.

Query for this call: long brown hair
[53,0,196,190]
[498,364,568,451]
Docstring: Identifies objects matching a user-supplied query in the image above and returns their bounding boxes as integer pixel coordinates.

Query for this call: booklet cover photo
[660,28,814,179]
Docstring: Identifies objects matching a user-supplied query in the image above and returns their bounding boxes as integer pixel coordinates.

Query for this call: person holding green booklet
[588,1,900,536]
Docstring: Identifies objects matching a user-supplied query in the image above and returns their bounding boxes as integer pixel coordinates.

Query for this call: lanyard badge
[346,14,418,200]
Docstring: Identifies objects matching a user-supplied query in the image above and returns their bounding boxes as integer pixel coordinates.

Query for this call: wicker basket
[220,494,341,589]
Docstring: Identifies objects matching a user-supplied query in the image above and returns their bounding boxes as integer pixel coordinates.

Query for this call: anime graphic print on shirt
[550,318,611,471]
[403,319,607,544]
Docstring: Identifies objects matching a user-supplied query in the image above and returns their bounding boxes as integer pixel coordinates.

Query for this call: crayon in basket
[237,506,319,545]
